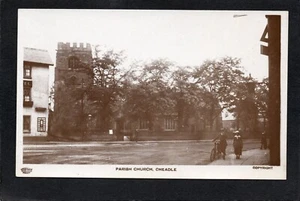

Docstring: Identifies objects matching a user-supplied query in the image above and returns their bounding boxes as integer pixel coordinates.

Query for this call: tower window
[68,56,79,69]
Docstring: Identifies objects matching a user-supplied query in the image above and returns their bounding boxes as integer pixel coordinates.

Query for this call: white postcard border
[16,10,288,180]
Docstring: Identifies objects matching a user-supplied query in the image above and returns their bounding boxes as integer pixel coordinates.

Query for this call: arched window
[68,56,79,69]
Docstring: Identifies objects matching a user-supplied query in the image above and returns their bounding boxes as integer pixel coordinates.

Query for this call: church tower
[52,42,94,137]
[55,42,93,85]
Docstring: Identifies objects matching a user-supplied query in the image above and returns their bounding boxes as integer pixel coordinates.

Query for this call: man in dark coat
[212,129,228,159]
[233,130,243,159]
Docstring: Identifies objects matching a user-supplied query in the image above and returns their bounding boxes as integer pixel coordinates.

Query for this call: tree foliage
[192,57,246,130]
[254,78,269,130]
[87,46,127,131]
[120,59,174,130]
[51,45,268,138]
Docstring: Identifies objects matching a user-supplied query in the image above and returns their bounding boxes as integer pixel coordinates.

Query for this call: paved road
[23,139,262,165]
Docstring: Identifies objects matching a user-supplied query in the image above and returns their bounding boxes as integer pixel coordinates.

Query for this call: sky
[19,9,274,120]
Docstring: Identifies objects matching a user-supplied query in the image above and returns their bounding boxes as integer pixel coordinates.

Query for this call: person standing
[212,129,227,159]
[260,131,268,150]
[233,130,243,159]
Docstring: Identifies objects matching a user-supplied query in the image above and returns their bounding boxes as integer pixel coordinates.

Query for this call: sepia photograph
[16,9,288,179]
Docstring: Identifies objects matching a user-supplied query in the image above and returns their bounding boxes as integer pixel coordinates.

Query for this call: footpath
[209,148,270,165]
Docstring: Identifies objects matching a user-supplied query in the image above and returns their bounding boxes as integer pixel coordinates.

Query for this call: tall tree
[122,59,174,131]
[226,74,261,134]
[88,46,126,131]
[192,57,246,130]
[170,67,197,131]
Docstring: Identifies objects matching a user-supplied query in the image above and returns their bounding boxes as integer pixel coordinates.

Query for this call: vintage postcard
[16,9,288,179]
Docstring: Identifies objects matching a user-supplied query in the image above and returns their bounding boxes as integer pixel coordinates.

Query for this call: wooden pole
[263,15,281,166]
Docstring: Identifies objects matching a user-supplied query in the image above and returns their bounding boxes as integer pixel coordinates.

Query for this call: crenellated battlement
[57,42,92,51]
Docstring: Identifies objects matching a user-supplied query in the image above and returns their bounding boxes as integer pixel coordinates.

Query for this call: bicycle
[210,141,221,162]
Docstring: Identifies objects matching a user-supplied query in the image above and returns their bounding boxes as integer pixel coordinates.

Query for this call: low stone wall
[25,130,261,143]
[24,136,48,143]
[136,134,201,141]
[133,131,201,141]
[88,134,117,141]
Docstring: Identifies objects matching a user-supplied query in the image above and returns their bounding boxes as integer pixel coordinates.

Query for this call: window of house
[139,119,149,130]
[23,80,32,88]
[37,117,46,132]
[68,56,79,69]
[164,118,176,130]
[23,87,31,102]
[23,115,31,132]
[24,65,31,78]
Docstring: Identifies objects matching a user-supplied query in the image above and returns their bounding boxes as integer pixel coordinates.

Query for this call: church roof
[24,47,53,65]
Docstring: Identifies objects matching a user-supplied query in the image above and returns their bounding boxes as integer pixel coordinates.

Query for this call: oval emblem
[21,167,32,174]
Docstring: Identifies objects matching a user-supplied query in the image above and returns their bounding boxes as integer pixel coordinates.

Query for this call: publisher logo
[21,167,32,174]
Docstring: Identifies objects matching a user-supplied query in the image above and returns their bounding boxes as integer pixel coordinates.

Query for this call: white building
[23,47,53,136]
